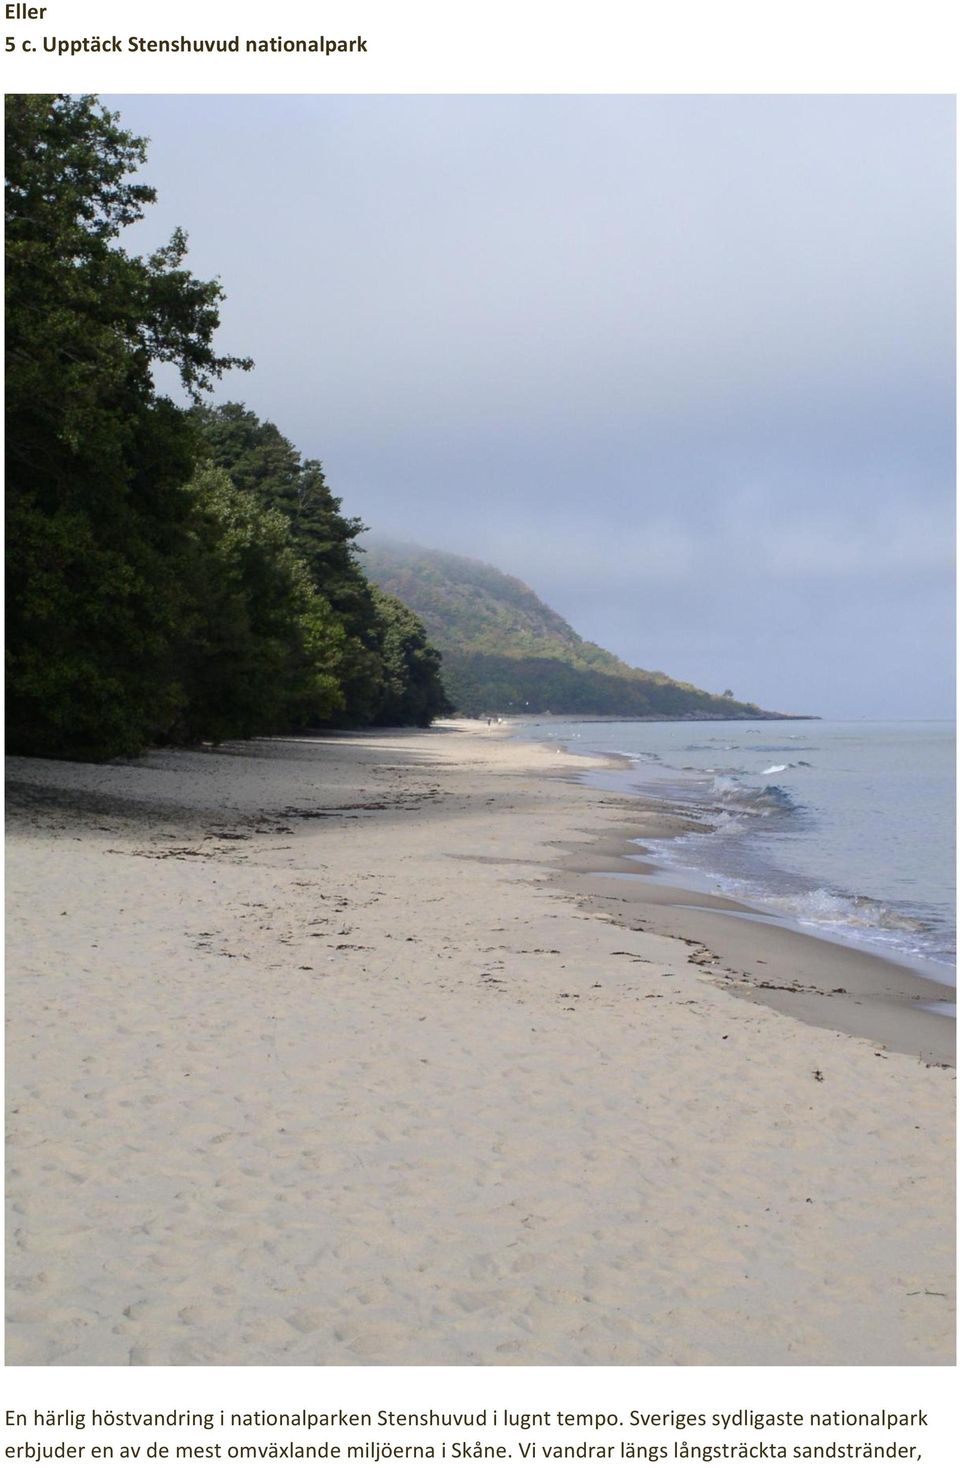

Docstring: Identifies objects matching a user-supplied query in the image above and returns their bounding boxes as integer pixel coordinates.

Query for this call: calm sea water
[512,718,956,984]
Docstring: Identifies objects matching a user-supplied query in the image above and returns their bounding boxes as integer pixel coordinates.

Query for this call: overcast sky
[108,94,955,718]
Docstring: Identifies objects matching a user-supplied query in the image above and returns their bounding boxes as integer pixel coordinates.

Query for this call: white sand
[5,722,955,1365]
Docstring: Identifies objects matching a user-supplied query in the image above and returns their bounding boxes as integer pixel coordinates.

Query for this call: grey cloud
[109,93,955,717]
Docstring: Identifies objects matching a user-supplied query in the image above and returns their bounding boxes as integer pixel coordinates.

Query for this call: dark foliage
[191,405,451,729]
[6,95,249,756]
[168,466,347,743]
[370,590,453,727]
[6,96,451,758]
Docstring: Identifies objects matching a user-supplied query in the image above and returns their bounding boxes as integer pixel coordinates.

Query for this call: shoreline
[6,721,955,1365]
[552,823,955,1069]
[517,724,955,1062]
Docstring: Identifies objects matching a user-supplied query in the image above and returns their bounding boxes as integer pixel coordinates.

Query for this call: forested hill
[362,538,789,720]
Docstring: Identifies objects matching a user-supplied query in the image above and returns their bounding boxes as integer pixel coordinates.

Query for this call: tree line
[6,94,451,761]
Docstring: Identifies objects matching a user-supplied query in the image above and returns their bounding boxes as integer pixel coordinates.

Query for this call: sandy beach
[5,721,955,1366]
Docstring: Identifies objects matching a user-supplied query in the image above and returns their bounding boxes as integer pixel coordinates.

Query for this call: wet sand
[555,829,955,1067]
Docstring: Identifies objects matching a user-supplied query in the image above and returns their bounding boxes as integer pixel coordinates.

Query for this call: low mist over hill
[362,538,792,720]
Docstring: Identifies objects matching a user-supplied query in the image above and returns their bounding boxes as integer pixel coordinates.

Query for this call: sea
[511,718,956,992]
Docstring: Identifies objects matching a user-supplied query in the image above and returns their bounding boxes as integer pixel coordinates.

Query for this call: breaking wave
[773,886,929,935]
[707,775,799,816]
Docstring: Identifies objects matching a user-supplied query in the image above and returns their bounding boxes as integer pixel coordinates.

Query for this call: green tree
[172,467,346,742]
[7,96,451,753]
[5,94,250,757]
[192,403,384,723]
[192,405,453,729]
[371,590,452,727]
